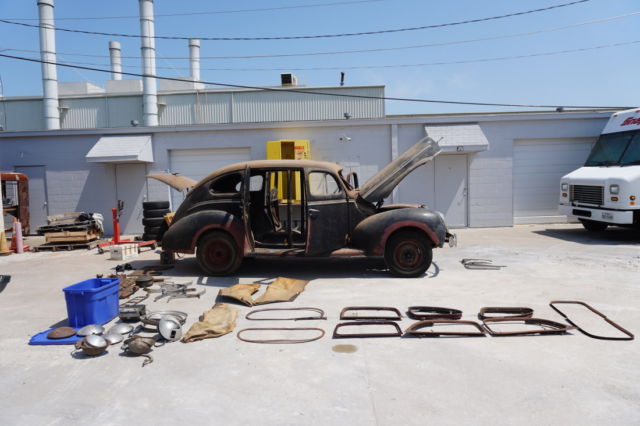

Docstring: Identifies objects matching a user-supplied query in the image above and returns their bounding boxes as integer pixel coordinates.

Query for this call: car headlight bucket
[610,184,620,194]
[561,183,568,191]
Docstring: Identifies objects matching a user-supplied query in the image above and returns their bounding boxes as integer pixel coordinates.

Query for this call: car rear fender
[351,208,446,256]
[161,210,247,255]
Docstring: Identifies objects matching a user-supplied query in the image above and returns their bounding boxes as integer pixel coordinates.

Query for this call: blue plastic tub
[63,278,120,327]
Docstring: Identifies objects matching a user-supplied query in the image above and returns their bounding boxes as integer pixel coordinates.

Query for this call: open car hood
[358,136,441,204]
[146,173,198,191]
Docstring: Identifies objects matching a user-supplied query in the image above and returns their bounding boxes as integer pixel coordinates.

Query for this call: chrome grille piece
[571,185,603,205]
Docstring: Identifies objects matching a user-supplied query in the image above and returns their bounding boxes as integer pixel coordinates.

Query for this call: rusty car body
[161,136,456,277]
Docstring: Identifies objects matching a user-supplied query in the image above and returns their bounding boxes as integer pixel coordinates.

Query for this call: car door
[306,170,349,255]
[241,166,255,252]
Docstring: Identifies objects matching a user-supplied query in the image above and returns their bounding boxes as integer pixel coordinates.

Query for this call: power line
[49,40,640,72]
[4,0,387,21]
[0,52,624,109]
[0,1,591,41]
[3,11,635,61]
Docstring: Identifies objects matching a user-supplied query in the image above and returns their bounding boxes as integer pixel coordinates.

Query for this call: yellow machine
[266,140,310,202]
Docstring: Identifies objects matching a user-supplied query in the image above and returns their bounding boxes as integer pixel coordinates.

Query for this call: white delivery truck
[559,107,640,231]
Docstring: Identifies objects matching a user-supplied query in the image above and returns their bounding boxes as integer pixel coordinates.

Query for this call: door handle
[308,208,319,219]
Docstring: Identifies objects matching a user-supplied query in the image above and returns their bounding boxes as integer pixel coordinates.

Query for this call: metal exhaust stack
[139,0,158,126]
[109,41,123,80]
[37,0,60,130]
[189,39,201,83]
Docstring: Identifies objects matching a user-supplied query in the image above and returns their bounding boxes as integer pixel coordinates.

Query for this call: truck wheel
[384,230,433,277]
[196,231,242,276]
[580,219,608,232]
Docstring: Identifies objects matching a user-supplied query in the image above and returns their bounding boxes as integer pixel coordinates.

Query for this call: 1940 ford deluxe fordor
[161,136,456,277]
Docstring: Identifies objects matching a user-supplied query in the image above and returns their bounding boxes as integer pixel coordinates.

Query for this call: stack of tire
[142,201,170,242]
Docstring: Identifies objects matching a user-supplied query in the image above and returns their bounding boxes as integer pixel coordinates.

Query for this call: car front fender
[161,210,246,254]
[351,208,447,256]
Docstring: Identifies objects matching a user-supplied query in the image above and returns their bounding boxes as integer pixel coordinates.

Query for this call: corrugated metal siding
[0,86,384,129]
[1,99,43,131]
[106,96,143,128]
[232,87,384,123]
[196,91,231,124]
[61,98,107,129]
[158,94,196,126]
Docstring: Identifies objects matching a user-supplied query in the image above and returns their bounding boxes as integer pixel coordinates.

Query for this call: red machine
[98,201,156,253]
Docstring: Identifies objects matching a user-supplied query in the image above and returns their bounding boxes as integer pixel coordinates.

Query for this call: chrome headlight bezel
[561,183,568,192]
[610,184,620,194]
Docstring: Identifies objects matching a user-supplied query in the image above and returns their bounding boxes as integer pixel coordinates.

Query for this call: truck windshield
[585,130,640,166]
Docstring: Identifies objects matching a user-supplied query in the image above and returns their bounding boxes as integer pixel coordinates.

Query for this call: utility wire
[0,1,590,41]
[0,52,624,109]
[3,11,635,60]
[4,0,387,21]
[47,40,640,72]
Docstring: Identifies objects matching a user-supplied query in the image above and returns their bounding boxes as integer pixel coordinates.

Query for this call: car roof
[196,159,344,187]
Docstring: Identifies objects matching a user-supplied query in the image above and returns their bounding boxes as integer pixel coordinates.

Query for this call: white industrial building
[0,0,616,235]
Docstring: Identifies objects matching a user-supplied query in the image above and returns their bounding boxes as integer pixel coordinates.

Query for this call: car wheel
[196,231,242,276]
[142,217,165,227]
[580,219,608,232]
[384,230,433,277]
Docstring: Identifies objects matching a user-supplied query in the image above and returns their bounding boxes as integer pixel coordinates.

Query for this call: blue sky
[0,0,637,114]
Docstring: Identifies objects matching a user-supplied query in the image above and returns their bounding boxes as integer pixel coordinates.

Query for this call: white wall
[0,112,612,234]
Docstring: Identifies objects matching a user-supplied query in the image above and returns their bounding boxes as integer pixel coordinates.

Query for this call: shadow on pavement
[534,227,640,245]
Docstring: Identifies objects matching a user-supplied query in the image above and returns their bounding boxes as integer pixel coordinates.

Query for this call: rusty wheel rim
[393,240,424,270]
[204,238,233,270]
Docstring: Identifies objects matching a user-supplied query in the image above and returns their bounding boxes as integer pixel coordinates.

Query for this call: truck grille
[570,185,603,205]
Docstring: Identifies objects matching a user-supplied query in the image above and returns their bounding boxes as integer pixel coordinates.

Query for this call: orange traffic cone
[0,231,10,256]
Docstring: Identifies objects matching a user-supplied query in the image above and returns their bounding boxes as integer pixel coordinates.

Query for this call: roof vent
[280,73,297,87]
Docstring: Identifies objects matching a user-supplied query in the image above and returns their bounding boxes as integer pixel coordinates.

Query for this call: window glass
[585,132,634,166]
[620,132,640,165]
[210,173,242,194]
[308,172,342,196]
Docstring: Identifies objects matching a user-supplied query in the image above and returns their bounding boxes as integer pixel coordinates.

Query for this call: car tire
[142,217,165,227]
[141,233,158,241]
[196,231,242,276]
[384,230,433,278]
[143,208,170,218]
[143,201,170,210]
[144,226,163,235]
[580,219,608,232]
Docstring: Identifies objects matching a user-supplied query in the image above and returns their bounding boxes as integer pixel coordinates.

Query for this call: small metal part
[145,281,205,302]
[134,275,154,288]
[107,323,134,335]
[407,306,463,320]
[482,317,573,336]
[141,310,188,328]
[74,338,107,356]
[549,301,634,341]
[237,328,325,343]
[478,307,534,320]
[47,326,76,339]
[404,320,486,337]
[339,306,402,321]
[245,307,326,321]
[119,305,146,322]
[333,321,403,338]
[103,332,124,345]
[158,316,183,342]
[77,324,104,337]
[85,334,108,349]
[461,258,506,270]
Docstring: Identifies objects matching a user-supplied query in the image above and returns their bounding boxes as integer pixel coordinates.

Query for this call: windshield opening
[584,130,640,166]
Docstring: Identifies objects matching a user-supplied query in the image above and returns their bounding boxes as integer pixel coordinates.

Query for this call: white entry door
[435,155,468,227]
[14,165,48,233]
[169,148,251,208]
[115,163,147,235]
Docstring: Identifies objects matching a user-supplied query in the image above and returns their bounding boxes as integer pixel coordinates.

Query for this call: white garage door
[513,138,594,224]
[169,148,251,208]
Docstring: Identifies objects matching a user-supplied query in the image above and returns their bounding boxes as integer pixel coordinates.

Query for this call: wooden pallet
[32,239,105,252]
[45,230,100,243]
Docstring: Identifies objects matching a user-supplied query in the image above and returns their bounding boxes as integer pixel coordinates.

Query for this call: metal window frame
[404,320,486,337]
[339,306,402,321]
[407,306,463,320]
[482,317,573,336]
[333,321,402,338]
[549,300,634,341]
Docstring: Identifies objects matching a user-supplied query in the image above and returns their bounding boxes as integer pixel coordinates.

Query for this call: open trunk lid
[358,136,441,204]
